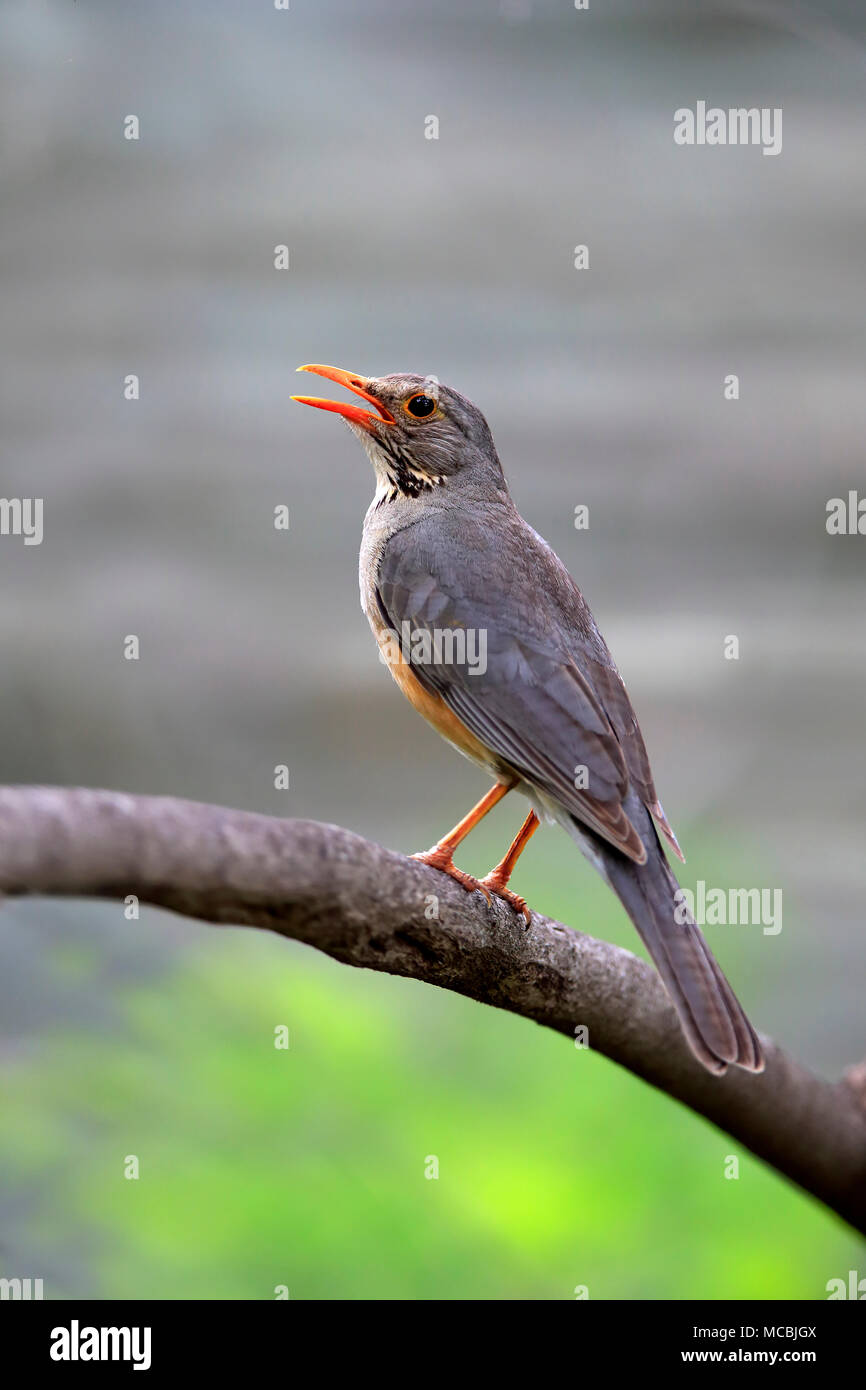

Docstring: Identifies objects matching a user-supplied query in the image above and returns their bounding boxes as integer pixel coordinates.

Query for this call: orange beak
[292,364,395,430]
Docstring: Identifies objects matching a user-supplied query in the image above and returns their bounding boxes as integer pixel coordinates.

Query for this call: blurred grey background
[1,0,864,1072]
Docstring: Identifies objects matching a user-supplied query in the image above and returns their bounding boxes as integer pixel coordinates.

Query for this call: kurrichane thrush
[294,365,763,1075]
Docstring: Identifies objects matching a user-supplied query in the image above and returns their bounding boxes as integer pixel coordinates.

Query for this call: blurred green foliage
[0,828,859,1300]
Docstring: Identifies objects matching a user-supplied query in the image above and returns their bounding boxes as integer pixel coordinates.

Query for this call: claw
[478,871,533,924]
[411,848,493,903]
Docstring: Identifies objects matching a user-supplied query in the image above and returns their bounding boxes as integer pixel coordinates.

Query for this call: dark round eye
[404,393,436,419]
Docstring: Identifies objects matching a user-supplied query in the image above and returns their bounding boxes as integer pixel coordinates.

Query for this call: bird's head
[292,364,507,501]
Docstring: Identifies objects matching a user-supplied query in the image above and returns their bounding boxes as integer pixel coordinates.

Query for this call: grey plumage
[297,368,764,1075]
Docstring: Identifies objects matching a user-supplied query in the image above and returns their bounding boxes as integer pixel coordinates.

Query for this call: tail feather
[570,806,764,1074]
[692,929,763,1072]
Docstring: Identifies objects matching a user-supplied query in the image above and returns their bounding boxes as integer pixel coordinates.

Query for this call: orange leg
[413,786,539,921]
[412,780,513,902]
[480,811,539,923]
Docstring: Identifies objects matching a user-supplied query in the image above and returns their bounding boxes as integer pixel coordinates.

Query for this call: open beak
[292,364,395,430]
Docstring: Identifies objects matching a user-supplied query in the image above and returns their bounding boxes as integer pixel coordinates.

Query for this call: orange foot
[411,847,492,903]
[478,870,532,925]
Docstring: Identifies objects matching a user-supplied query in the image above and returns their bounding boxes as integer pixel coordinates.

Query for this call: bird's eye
[404,393,437,419]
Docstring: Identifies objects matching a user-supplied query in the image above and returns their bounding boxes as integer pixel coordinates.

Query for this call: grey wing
[375,513,652,864]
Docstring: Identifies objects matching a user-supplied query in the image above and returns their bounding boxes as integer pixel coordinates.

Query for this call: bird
[292,364,764,1076]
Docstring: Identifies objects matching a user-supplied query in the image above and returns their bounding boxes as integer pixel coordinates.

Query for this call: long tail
[576,808,764,1074]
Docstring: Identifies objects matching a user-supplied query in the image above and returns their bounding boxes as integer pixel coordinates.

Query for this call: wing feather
[375,512,672,864]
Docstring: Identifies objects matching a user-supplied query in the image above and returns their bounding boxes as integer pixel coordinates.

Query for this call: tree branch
[1,785,865,1234]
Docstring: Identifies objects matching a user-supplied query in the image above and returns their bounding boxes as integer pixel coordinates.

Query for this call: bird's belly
[390,657,496,767]
[368,612,500,774]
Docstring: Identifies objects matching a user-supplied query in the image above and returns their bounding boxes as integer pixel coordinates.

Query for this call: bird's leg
[411,780,514,902]
[479,811,540,923]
